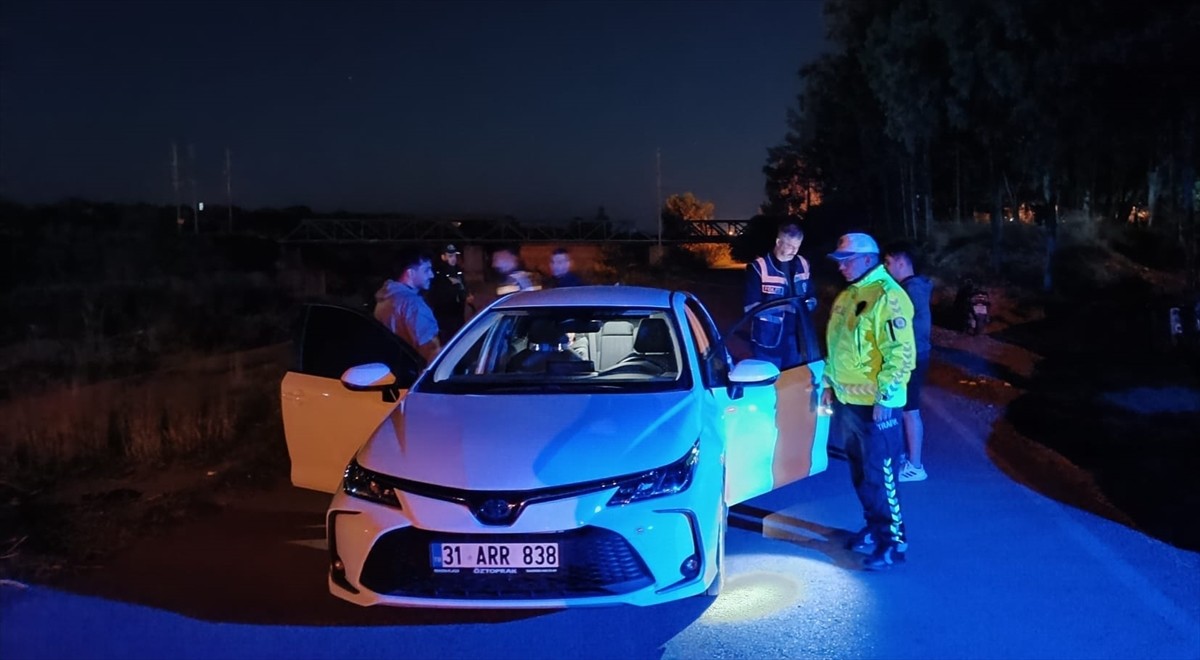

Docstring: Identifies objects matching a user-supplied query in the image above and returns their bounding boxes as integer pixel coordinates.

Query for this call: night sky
[1,1,826,228]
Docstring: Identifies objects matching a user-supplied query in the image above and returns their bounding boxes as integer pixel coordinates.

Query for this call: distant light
[198,202,205,211]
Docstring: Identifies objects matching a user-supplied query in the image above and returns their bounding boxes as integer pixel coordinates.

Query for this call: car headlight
[607,443,699,506]
[342,459,402,508]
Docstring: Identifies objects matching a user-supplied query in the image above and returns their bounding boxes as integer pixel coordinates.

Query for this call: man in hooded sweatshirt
[373,249,440,363]
[883,241,933,482]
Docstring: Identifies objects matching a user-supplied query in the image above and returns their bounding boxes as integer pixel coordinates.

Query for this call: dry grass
[681,243,741,269]
[0,345,288,475]
[0,343,292,581]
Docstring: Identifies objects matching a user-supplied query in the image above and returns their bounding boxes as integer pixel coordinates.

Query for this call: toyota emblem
[476,498,516,524]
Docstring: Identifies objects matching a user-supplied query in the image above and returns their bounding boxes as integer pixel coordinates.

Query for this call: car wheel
[705,503,727,597]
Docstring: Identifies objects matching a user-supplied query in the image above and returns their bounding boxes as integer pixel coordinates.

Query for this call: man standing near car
[429,243,473,345]
[743,222,818,368]
[491,245,538,296]
[374,249,441,363]
[548,247,586,288]
[883,241,933,483]
[821,232,916,570]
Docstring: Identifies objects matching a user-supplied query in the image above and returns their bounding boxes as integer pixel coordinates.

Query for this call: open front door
[281,304,424,493]
[720,296,830,504]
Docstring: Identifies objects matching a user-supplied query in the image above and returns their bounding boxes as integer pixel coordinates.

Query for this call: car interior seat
[632,318,674,371]
[507,318,581,373]
[596,320,636,370]
[605,318,673,374]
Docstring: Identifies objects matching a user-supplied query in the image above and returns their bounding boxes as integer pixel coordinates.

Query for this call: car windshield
[420,307,689,394]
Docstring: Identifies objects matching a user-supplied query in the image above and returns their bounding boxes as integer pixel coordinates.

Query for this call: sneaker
[862,543,907,571]
[899,461,927,483]
[845,528,875,554]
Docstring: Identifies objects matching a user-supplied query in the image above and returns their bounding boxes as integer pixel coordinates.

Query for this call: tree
[661,193,715,239]
[766,0,1199,284]
[765,51,898,232]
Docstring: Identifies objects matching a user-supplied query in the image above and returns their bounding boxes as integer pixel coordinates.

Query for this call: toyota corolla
[282,285,829,608]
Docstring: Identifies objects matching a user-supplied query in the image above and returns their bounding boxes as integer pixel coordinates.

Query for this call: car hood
[355,390,702,490]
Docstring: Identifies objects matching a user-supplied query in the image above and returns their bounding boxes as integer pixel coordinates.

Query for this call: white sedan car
[282,285,829,608]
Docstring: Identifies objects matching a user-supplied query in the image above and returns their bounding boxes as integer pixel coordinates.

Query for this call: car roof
[491,285,674,309]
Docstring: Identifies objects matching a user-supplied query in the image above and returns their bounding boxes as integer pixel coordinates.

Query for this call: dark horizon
[0,1,828,230]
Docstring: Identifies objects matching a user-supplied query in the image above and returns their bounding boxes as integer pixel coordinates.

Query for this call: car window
[422,307,691,394]
[683,298,730,388]
[725,295,825,370]
[295,304,423,386]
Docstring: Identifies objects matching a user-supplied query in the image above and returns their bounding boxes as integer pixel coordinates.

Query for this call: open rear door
[720,296,829,504]
[280,304,423,493]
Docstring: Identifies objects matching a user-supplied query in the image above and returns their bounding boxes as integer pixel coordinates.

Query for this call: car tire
[705,503,727,597]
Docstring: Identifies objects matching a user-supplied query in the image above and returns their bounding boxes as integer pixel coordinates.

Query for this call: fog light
[332,559,345,573]
[680,555,700,578]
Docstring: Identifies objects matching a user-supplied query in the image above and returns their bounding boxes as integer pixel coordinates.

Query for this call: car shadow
[51,486,712,646]
[729,504,866,571]
[56,504,549,626]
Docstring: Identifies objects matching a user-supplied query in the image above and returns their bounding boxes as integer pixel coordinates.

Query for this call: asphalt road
[2,380,1198,659]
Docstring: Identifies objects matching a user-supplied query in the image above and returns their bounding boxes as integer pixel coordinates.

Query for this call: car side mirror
[728,359,780,390]
[341,362,397,391]
[726,359,781,400]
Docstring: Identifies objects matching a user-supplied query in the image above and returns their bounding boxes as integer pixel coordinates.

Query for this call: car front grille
[358,526,654,599]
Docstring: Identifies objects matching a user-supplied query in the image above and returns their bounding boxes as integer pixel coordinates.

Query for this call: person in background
[549,247,585,288]
[491,245,538,296]
[743,222,817,368]
[373,248,441,363]
[821,232,916,570]
[429,243,473,344]
[883,241,933,483]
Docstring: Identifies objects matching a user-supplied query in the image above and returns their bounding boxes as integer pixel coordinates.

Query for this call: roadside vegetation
[0,201,299,581]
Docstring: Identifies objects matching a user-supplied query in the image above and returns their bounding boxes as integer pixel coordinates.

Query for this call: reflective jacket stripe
[754,257,809,287]
[754,258,787,284]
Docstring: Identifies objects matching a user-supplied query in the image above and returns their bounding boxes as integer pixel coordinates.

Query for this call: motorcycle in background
[956,280,991,335]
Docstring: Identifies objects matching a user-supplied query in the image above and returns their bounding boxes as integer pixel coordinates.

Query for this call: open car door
[280,304,424,493]
[718,295,830,504]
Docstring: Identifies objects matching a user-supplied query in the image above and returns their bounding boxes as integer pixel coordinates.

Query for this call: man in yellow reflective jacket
[820,232,917,570]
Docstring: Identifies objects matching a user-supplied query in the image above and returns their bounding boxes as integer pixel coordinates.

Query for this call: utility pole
[189,143,199,235]
[656,147,662,249]
[171,142,182,234]
[224,147,233,233]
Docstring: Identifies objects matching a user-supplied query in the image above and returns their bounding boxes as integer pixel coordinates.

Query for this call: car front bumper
[325,483,720,608]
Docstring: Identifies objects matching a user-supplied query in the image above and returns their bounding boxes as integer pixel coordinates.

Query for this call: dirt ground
[931,287,1200,552]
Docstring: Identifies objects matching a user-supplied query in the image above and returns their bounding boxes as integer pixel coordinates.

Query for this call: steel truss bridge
[280,217,749,244]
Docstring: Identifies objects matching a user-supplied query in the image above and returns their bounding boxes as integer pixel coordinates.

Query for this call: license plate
[430,542,559,569]
[973,304,989,315]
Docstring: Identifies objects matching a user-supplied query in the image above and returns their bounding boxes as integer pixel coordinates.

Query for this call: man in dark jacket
[743,223,818,368]
[884,241,933,483]
[428,244,472,344]
[549,247,585,288]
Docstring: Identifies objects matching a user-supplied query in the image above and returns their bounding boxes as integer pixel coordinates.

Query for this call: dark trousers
[836,401,907,546]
